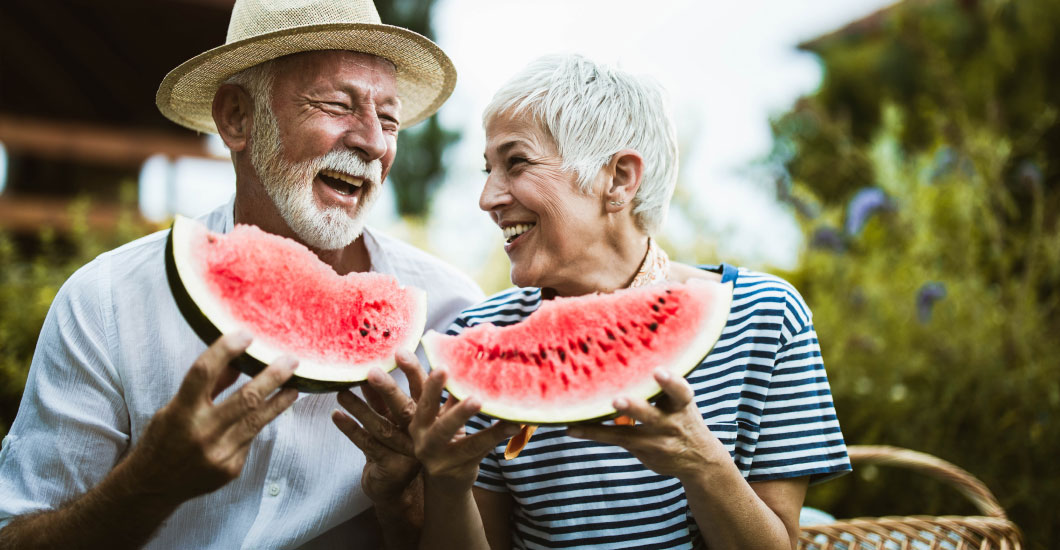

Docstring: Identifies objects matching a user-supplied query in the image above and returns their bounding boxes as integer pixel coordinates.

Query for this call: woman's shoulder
[680,262,814,335]
[449,286,543,331]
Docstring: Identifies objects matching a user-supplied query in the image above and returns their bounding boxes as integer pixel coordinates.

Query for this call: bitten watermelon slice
[421,279,732,424]
[165,215,426,392]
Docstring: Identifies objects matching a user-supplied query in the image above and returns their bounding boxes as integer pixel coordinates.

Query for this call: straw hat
[156,0,456,134]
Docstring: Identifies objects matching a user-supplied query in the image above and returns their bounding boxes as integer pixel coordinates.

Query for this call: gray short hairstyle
[482,54,679,233]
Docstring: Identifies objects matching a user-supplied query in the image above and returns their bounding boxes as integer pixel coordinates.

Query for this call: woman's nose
[479,173,511,212]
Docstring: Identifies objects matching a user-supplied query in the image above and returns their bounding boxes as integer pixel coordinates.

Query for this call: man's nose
[342,112,388,161]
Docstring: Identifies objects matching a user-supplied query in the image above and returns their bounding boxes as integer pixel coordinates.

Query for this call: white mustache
[312,150,383,187]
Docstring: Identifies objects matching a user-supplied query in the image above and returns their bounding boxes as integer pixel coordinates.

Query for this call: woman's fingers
[654,369,695,412]
[414,368,447,427]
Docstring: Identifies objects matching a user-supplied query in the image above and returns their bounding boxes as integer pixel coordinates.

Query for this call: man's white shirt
[0,199,483,549]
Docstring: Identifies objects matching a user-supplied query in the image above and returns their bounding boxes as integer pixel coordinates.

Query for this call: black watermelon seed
[648,322,658,332]
[540,349,548,359]
[359,329,368,336]
[658,297,666,304]
[652,304,660,311]
[363,320,370,328]
[558,349,567,362]
[383,330,390,338]
[579,341,589,353]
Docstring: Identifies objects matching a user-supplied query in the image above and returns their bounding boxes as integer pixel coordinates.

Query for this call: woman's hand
[332,352,424,507]
[567,369,730,482]
[410,369,520,492]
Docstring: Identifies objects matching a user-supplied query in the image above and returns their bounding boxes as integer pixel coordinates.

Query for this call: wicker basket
[798,445,1023,550]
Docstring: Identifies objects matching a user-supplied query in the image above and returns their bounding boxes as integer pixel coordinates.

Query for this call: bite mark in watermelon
[166,215,426,392]
[421,278,732,424]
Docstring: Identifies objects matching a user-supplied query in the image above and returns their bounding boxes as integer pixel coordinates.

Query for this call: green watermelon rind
[422,278,733,425]
[166,215,426,393]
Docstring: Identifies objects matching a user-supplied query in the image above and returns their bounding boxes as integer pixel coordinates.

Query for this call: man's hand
[332,351,425,506]
[0,332,300,550]
[127,331,300,503]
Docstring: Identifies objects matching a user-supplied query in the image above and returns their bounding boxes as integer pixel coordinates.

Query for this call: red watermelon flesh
[422,278,732,424]
[168,215,425,389]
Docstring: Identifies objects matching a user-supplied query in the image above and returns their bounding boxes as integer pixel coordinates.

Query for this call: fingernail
[655,369,671,381]
[614,397,629,409]
[233,330,253,346]
[367,368,384,383]
[282,356,299,372]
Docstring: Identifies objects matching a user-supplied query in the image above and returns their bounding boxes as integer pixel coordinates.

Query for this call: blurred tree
[770,1,1059,548]
[375,0,460,217]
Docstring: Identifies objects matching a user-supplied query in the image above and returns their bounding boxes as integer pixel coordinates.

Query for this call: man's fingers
[177,332,253,405]
[331,409,396,462]
[337,390,414,456]
[228,385,299,447]
[212,355,298,429]
[211,366,243,401]
[654,370,694,412]
[366,368,418,428]
[395,350,427,402]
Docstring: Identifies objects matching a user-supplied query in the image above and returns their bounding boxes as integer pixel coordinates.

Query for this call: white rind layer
[171,215,426,382]
[422,278,734,424]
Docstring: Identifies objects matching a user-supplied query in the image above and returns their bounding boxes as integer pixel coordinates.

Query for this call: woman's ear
[212,83,253,153]
[605,149,644,212]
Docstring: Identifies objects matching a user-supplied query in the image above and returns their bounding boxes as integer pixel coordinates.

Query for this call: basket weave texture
[798,446,1024,550]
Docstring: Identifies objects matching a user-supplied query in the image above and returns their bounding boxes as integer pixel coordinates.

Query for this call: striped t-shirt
[455,264,851,549]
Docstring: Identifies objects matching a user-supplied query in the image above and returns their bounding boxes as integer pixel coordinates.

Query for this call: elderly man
[0,0,480,548]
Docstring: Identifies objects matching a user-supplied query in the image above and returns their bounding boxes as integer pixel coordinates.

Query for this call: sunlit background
[1,1,1057,548]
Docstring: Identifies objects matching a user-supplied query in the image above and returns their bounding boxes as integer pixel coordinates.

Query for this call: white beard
[249,104,384,251]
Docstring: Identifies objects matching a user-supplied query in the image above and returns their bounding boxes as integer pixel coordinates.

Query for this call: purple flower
[916,282,947,322]
[810,226,845,252]
[845,187,893,236]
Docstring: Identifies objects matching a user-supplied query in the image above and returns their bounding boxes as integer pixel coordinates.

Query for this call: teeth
[502,223,535,242]
[320,169,365,188]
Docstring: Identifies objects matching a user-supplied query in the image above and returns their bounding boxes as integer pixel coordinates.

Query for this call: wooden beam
[0,195,152,233]
[0,114,223,167]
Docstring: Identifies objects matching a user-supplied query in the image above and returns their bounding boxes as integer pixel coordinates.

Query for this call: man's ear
[212,83,253,153]
[604,149,644,212]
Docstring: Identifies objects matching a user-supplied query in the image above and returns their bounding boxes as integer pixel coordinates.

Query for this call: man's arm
[0,333,299,550]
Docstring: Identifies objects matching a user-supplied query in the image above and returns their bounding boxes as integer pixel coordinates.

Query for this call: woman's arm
[569,369,805,550]
[411,369,519,550]
[474,487,513,550]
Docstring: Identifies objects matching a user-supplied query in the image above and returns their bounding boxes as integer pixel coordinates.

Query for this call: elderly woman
[339,54,850,550]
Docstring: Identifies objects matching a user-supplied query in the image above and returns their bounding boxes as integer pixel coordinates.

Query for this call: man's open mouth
[318,169,365,196]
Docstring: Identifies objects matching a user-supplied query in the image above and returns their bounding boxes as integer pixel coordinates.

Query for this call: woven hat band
[227,0,382,43]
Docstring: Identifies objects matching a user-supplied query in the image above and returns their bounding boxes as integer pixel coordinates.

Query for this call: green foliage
[771,1,1060,547]
[374,0,460,217]
[0,191,155,436]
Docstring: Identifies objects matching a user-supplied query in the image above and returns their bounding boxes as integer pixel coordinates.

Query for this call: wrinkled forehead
[484,108,556,154]
[269,50,399,102]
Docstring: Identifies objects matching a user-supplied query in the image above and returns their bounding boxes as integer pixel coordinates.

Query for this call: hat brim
[156,22,456,134]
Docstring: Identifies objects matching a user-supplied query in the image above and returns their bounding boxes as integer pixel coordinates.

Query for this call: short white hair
[483,54,679,233]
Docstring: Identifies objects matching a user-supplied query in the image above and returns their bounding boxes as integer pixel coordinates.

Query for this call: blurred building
[0,0,238,234]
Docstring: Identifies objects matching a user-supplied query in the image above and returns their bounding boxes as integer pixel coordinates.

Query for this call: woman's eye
[507,156,527,168]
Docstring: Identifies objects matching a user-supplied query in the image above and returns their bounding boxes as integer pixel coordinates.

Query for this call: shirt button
[267,483,281,497]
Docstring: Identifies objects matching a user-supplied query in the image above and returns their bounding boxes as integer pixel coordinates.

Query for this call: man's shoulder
[364,227,481,296]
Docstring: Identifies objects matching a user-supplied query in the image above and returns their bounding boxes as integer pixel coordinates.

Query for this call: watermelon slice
[421,278,732,424]
[165,215,426,392]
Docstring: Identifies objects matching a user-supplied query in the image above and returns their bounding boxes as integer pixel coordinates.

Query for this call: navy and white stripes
[454,264,850,549]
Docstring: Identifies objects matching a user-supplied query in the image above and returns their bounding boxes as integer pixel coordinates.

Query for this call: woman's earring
[609,200,625,206]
